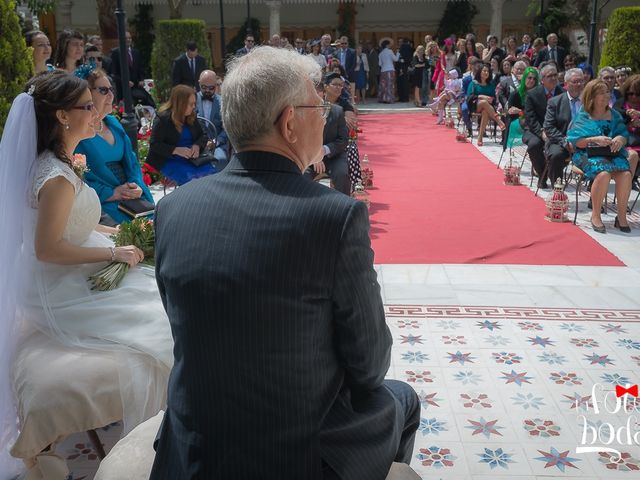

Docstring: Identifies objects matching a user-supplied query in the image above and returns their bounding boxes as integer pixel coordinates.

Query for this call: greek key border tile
[385,305,640,322]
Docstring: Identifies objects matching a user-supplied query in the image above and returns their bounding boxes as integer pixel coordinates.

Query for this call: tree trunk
[96,0,118,51]
[168,0,186,19]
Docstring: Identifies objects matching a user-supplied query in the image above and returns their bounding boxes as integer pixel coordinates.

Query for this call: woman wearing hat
[308,40,327,70]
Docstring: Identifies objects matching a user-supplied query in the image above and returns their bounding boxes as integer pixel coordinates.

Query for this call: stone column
[56,0,74,30]
[490,0,506,39]
[265,1,281,38]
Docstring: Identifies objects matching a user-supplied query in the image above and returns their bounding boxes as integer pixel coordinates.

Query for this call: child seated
[429,68,463,124]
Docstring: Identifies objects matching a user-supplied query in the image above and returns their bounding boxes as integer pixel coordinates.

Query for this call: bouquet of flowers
[89,218,155,291]
[72,153,89,177]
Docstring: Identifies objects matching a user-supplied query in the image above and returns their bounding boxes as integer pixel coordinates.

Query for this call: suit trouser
[306,155,351,196]
[523,131,546,180]
[460,101,473,135]
[322,379,420,479]
[546,143,570,184]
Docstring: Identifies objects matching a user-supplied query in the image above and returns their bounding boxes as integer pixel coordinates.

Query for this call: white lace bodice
[30,151,101,246]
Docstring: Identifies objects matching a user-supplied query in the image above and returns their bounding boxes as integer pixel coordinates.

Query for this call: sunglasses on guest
[87,56,103,62]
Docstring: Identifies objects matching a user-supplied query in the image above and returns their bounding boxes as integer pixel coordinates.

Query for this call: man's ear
[275,106,297,144]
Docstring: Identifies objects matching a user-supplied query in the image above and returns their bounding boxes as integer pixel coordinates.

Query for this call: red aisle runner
[359,112,623,266]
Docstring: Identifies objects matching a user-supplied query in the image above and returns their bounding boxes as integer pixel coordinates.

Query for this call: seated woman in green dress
[567,79,632,233]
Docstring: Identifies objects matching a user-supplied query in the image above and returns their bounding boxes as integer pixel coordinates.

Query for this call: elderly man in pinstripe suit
[151,46,419,480]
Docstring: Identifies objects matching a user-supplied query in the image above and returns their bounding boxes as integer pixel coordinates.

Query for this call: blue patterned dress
[567,108,630,180]
[161,126,216,185]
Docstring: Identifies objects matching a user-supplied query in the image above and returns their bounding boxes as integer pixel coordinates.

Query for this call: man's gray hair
[513,60,527,70]
[599,66,615,77]
[540,64,557,77]
[222,46,321,150]
[565,68,584,81]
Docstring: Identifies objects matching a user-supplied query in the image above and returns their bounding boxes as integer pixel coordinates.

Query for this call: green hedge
[0,0,33,136]
[599,7,640,72]
[150,19,212,103]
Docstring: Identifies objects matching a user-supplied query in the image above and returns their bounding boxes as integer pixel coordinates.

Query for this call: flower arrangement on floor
[503,154,521,186]
[89,218,155,291]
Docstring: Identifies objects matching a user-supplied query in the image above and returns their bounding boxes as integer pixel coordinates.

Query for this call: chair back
[197,116,218,150]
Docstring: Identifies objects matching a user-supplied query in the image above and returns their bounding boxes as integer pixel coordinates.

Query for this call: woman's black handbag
[189,151,217,167]
[586,145,617,158]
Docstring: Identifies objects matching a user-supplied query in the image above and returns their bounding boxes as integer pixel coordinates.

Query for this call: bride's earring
[64,123,70,130]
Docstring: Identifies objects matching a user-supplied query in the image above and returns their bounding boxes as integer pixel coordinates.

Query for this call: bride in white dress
[0,71,173,478]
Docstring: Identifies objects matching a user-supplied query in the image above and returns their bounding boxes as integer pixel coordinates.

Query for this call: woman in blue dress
[75,68,154,224]
[147,85,214,185]
[567,79,632,233]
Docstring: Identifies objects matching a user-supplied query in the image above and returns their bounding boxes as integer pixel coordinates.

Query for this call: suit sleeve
[525,92,543,137]
[332,201,392,391]
[543,98,566,147]
[325,109,348,158]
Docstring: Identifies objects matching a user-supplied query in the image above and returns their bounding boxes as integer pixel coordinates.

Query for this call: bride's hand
[114,245,144,267]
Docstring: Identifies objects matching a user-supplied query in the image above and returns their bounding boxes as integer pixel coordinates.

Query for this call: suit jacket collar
[230,151,303,175]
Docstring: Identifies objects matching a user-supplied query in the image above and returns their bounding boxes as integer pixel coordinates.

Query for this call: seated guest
[75,68,154,224]
[497,60,526,111]
[150,45,419,480]
[543,68,585,184]
[533,33,566,68]
[305,74,350,195]
[599,66,622,107]
[196,70,229,170]
[171,41,206,90]
[503,36,518,63]
[482,35,505,64]
[26,30,53,74]
[506,67,539,148]
[328,64,358,130]
[616,66,632,91]
[86,34,112,73]
[460,56,481,136]
[516,34,532,55]
[148,85,212,185]
[579,63,594,83]
[523,64,564,188]
[54,29,84,73]
[467,62,505,146]
[614,74,640,186]
[529,37,545,63]
[568,79,633,233]
[562,54,576,72]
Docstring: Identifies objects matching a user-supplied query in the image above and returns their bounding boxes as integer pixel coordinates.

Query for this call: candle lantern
[361,153,374,188]
[455,122,468,142]
[503,154,521,185]
[351,181,370,209]
[545,179,569,222]
[445,110,455,128]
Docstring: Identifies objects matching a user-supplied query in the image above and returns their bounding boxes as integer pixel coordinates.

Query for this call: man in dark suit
[533,33,566,68]
[196,70,229,169]
[516,34,531,55]
[543,68,585,184]
[524,64,564,188]
[235,34,255,56]
[150,46,419,480]
[110,31,155,107]
[497,60,526,110]
[172,41,207,91]
[337,36,356,82]
[320,34,336,59]
[305,73,350,195]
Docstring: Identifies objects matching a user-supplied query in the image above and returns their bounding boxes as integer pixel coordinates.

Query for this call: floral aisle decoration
[88,218,155,291]
[545,179,569,222]
[503,153,521,186]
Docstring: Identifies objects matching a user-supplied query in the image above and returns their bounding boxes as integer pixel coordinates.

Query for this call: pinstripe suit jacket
[150,151,401,480]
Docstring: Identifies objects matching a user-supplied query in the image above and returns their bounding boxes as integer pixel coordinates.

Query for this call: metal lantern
[545,179,569,222]
[503,154,521,186]
[361,153,374,188]
[351,181,370,209]
[455,122,468,142]
[445,110,455,128]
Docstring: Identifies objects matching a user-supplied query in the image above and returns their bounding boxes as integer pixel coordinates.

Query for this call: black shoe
[591,220,606,234]
[537,179,549,189]
[614,216,631,233]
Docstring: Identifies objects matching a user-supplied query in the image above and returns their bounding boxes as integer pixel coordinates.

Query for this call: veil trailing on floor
[0,92,37,477]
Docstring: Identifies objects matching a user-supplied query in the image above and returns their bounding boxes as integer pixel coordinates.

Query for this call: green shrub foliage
[0,0,34,136]
[150,19,212,103]
[599,7,640,73]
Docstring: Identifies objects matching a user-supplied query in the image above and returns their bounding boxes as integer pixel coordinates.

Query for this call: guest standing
[378,40,399,103]
[308,40,328,70]
[171,41,207,91]
[148,85,212,185]
[353,45,369,103]
[568,79,632,233]
[75,69,153,224]
[411,45,427,107]
[54,29,84,73]
[26,30,53,74]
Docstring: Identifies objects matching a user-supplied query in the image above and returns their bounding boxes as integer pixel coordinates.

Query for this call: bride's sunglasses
[92,86,116,96]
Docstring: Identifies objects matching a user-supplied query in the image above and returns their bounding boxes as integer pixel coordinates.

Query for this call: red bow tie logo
[616,384,639,397]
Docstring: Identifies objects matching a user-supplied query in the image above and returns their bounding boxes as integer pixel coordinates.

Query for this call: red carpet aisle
[358,113,623,266]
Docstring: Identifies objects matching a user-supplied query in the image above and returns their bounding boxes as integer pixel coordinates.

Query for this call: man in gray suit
[543,68,584,184]
[196,70,229,169]
[151,46,419,480]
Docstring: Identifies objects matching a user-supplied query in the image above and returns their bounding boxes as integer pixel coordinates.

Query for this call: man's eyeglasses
[329,82,344,89]
[602,76,615,81]
[70,103,96,111]
[544,73,558,79]
[92,86,114,96]
[294,100,332,119]
[200,84,216,91]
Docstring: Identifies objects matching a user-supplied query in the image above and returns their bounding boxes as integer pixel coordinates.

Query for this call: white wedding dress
[18,150,173,438]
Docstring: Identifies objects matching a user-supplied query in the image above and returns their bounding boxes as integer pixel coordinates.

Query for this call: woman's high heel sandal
[614,216,631,233]
[494,115,506,131]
